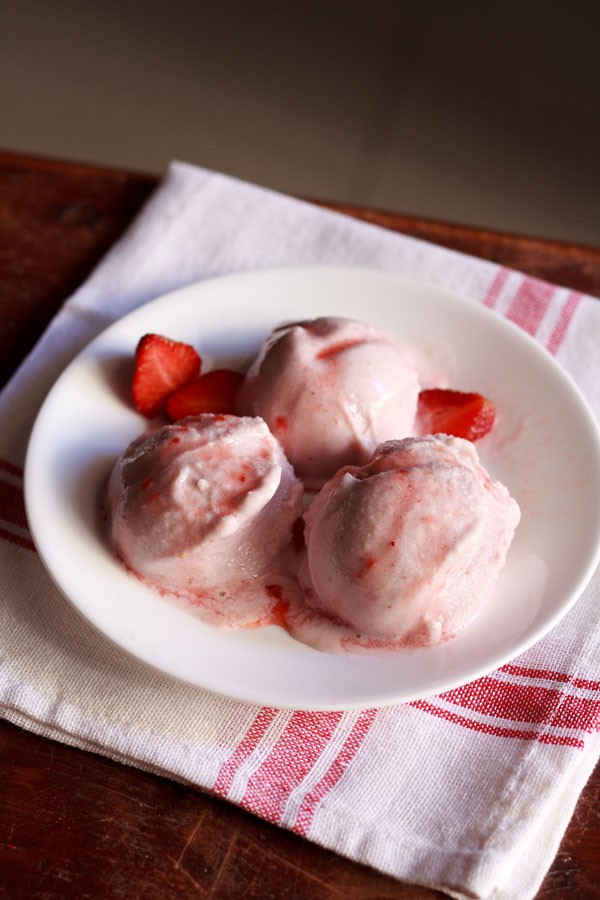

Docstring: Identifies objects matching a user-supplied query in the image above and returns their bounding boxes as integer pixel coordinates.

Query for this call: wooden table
[1,150,599,898]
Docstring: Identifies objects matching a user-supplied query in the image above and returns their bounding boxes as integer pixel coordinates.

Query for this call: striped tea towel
[1,161,599,900]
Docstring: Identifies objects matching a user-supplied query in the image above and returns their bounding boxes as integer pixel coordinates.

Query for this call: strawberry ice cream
[300,434,520,646]
[107,414,303,616]
[236,317,420,485]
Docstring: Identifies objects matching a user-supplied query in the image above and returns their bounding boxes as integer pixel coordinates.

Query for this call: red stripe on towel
[410,699,584,748]
[0,525,35,552]
[240,710,344,824]
[293,708,378,836]
[500,663,600,693]
[0,479,29,530]
[212,707,279,798]
[483,267,510,308]
[0,459,23,479]
[440,677,600,733]
[546,291,582,355]
[505,276,555,335]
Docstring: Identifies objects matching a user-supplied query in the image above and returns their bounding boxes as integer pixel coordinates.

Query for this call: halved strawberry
[416,389,496,441]
[131,334,202,417]
[166,369,245,421]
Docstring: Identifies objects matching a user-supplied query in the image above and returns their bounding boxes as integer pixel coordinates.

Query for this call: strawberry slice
[166,369,245,421]
[416,389,496,441]
[132,333,202,417]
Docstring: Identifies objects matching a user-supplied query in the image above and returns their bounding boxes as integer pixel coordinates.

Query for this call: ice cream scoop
[236,316,420,485]
[300,434,521,646]
[107,414,304,608]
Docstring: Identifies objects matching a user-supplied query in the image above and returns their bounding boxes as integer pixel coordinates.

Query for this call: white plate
[24,267,600,709]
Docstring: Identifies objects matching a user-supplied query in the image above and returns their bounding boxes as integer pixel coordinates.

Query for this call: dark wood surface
[1,149,599,899]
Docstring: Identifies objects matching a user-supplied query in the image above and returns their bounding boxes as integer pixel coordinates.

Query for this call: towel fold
[1,161,599,900]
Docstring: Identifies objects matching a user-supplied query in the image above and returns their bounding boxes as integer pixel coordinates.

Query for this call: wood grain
[0,151,155,389]
[321,201,600,297]
[0,150,598,898]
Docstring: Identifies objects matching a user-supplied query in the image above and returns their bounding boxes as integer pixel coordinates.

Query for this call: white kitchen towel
[1,161,599,900]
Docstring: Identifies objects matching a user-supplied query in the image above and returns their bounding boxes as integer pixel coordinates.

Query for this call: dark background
[1,0,599,243]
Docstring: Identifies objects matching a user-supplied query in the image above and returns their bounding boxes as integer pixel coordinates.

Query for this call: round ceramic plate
[24,267,600,709]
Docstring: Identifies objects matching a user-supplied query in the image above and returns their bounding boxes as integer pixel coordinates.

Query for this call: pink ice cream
[107,415,303,607]
[236,317,420,485]
[300,434,520,646]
